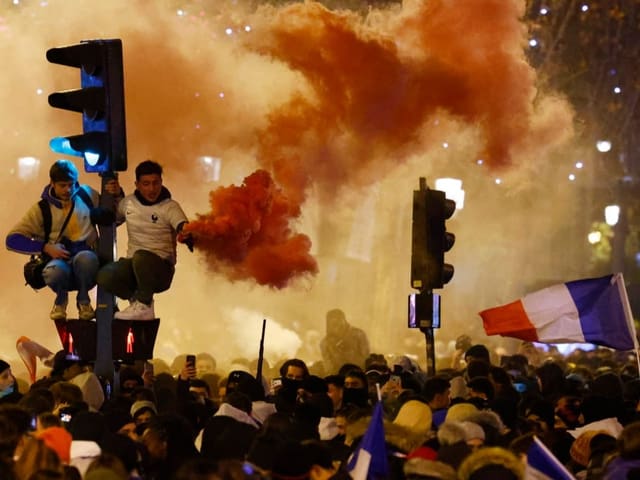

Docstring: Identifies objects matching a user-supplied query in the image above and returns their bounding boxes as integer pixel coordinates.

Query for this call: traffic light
[411,178,456,290]
[47,39,127,173]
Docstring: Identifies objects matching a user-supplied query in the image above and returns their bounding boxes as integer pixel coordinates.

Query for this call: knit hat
[445,402,478,423]
[37,426,72,463]
[130,400,157,419]
[0,359,9,373]
[437,421,467,446]
[461,421,485,443]
[570,429,608,467]
[458,446,523,480]
[407,445,438,461]
[393,400,432,436]
[50,350,82,378]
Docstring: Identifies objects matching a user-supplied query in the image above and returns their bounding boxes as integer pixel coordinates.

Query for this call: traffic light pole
[421,324,436,377]
[94,173,118,381]
[410,177,456,377]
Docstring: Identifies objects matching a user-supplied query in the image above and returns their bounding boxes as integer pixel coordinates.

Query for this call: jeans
[97,250,175,305]
[42,250,100,306]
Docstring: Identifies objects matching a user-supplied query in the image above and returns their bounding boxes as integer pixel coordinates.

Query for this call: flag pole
[615,273,640,377]
[256,319,266,385]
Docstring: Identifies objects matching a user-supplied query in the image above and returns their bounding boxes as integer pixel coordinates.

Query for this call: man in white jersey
[97,160,192,320]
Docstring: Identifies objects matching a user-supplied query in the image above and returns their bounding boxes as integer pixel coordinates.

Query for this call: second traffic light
[411,178,456,290]
[47,39,127,173]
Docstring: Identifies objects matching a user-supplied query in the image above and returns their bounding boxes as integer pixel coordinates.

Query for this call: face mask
[0,384,14,399]
[342,387,369,408]
[278,378,302,402]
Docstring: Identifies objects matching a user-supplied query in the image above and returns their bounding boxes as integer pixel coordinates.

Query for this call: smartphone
[144,360,154,376]
[186,355,196,378]
[271,377,282,389]
[60,412,72,423]
[186,355,196,367]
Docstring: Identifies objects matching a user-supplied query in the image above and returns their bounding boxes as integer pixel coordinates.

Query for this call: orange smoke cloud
[185,0,570,287]
[184,169,317,289]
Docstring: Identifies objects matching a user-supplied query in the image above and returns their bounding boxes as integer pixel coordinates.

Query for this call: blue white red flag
[480,273,637,350]
[347,401,389,480]
[526,436,574,479]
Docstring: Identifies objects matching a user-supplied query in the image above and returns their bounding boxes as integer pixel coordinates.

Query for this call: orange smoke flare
[185,170,318,289]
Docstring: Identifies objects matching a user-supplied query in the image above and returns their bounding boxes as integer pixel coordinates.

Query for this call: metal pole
[423,327,436,377]
[94,172,117,380]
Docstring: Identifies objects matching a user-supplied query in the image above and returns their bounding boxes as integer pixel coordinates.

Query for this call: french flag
[347,401,389,480]
[526,436,575,479]
[479,273,636,350]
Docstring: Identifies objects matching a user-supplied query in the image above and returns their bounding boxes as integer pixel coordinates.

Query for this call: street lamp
[605,205,620,226]
[596,140,612,153]
[435,178,465,211]
[587,231,602,244]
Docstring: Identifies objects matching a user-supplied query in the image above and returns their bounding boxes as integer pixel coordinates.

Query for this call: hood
[41,183,82,209]
[214,402,260,428]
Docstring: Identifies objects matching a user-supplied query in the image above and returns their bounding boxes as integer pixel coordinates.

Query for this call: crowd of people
[4,158,640,479]
[1,334,640,480]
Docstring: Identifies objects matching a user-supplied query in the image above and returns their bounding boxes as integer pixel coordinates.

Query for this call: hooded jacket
[6,184,100,254]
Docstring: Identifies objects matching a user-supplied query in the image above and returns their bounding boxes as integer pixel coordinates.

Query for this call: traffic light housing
[411,178,456,290]
[47,39,127,173]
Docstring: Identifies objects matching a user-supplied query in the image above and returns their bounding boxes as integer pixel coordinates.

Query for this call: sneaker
[114,300,155,321]
[77,303,95,321]
[50,303,67,321]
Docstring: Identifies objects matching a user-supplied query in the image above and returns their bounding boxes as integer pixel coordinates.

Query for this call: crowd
[2,333,640,480]
[4,158,640,479]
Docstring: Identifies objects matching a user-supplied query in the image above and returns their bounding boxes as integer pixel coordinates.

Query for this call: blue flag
[347,402,389,480]
[526,436,575,479]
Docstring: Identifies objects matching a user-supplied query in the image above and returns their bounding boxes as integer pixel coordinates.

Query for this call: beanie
[37,426,72,463]
[393,400,432,436]
[445,402,479,423]
[130,400,157,418]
